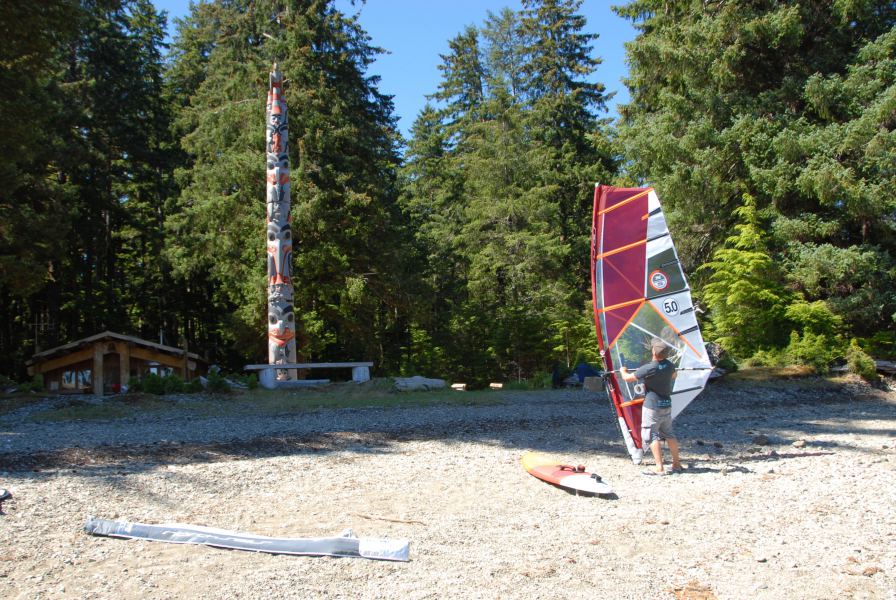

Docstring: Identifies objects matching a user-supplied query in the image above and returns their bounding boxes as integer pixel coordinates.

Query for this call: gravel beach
[1,376,894,599]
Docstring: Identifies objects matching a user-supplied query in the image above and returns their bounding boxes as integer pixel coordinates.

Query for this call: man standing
[620,338,683,476]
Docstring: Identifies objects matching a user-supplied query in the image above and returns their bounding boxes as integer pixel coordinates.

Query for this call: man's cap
[651,338,670,359]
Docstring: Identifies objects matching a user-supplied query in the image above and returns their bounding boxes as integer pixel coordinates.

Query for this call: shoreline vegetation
[1,368,890,425]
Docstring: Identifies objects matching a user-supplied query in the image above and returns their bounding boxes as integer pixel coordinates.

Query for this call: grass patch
[23,379,508,423]
[725,366,817,382]
[28,395,177,423]
[0,395,41,417]
[720,366,847,392]
[187,381,506,417]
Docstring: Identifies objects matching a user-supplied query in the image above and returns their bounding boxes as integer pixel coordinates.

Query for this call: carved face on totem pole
[266,165,290,221]
[268,301,297,365]
[267,89,287,130]
[267,221,293,286]
[267,122,288,157]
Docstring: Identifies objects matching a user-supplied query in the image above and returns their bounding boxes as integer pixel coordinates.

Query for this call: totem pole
[266,64,297,379]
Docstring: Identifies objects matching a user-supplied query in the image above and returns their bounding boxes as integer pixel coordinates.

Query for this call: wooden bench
[244,362,373,389]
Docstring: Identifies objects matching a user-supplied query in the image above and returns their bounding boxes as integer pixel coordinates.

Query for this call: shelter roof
[27,331,204,365]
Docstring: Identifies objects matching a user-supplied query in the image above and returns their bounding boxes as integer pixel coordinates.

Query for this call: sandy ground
[0,376,894,599]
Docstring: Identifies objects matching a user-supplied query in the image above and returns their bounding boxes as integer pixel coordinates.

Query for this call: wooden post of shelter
[92,343,104,399]
[118,341,131,390]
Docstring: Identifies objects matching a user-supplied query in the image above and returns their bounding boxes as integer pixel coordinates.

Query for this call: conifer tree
[618,0,896,352]
[0,0,179,375]
[400,0,616,382]
[51,0,176,339]
[699,196,790,356]
[519,0,615,281]
[167,0,409,368]
[0,0,80,372]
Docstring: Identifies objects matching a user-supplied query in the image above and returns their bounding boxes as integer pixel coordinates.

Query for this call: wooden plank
[244,362,373,370]
[130,347,186,373]
[32,347,95,375]
[32,331,203,362]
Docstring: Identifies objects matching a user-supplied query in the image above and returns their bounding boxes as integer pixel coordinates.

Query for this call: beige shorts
[641,407,675,443]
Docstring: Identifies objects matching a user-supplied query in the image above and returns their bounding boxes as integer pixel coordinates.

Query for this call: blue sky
[153,1,636,137]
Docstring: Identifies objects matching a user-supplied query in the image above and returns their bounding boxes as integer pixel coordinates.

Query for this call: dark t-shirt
[634,359,675,409]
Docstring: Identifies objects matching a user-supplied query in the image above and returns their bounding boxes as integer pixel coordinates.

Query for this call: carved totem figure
[266,64,297,379]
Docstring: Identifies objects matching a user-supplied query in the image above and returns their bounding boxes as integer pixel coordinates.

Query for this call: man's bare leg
[667,438,682,471]
[649,439,665,473]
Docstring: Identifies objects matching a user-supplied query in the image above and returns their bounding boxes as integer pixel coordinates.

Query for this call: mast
[266,64,297,379]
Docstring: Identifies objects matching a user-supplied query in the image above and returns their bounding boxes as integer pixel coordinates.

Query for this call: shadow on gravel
[675,452,840,476]
[0,379,892,481]
[0,417,625,477]
[664,465,753,476]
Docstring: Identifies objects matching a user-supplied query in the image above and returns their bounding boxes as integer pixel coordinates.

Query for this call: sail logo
[649,269,669,291]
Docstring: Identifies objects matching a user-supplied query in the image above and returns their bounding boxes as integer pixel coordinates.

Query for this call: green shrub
[223,372,258,390]
[184,379,204,393]
[141,373,166,395]
[245,373,258,390]
[502,380,531,390]
[785,299,842,337]
[162,375,185,394]
[846,339,878,381]
[503,372,555,390]
[782,331,843,374]
[857,332,896,360]
[743,347,786,368]
[127,376,142,393]
[535,371,555,389]
[205,369,230,393]
[16,373,45,393]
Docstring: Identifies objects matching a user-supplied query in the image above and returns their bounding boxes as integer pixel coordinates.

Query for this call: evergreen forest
[2,0,894,386]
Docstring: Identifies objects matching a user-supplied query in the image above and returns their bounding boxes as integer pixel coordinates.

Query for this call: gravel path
[0,378,894,599]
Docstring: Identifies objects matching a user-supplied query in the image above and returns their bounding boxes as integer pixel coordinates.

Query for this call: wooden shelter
[27,331,206,396]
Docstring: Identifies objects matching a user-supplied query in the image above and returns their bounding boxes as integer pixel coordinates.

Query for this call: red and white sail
[590,184,712,463]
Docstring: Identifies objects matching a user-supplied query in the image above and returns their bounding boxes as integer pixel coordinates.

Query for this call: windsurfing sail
[85,517,410,561]
[590,184,713,464]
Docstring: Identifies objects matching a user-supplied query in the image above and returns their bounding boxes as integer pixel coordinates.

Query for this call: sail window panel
[608,340,638,404]
[613,303,671,367]
[598,312,612,351]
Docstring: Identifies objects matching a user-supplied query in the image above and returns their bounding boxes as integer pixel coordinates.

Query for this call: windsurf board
[521,451,613,496]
